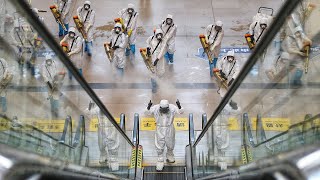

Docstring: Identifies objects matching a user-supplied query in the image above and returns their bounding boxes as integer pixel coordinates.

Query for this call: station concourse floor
[9,0,320,166]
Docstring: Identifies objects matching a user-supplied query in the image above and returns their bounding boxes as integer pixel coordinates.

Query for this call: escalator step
[143,166,185,180]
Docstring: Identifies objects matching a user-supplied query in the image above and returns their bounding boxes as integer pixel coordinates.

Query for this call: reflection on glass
[0,1,132,178]
[193,1,320,178]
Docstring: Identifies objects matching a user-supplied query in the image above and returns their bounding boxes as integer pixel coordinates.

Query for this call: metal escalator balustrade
[0,0,136,178]
[186,0,320,179]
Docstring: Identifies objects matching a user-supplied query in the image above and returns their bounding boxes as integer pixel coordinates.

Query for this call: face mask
[260,24,267,29]
[69,32,75,38]
[46,59,52,66]
[215,26,222,31]
[127,8,134,14]
[160,107,169,114]
[227,56,234,62]
[166,18,172,25]
[84,5,90,10]
[115,28,121,34]
[295,32,301,38]
[156,34,163,40]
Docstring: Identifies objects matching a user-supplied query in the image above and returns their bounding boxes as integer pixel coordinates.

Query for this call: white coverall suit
[249,17,270,45]
[54,0,72,36]
[0,58,11,113]
[87,104,120,171]
[159,15,177,62]
[60,34,83,76]
[118,4,139,55]
[216,55,240,98]
[41,59,63,117]
[205,22,224,76]
[146,29,167,93]
[77,2,95,56]
[145,101,184,170]
[110,29,128,70]
[281,29,312,86]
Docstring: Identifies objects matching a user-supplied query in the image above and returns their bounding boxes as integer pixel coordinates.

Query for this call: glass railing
[0,0,134,178]
[191,0,320,178]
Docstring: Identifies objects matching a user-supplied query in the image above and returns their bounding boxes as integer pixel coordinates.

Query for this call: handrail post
[202,113,207,130]
[120,113,126,131]
[189,113,195,145]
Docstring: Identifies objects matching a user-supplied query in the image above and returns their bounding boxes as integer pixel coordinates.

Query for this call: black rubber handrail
[73,115,86,147]
[248,113,320,148]
[9,0,134,147]
[193,0,302,146]
[60,116,73,146]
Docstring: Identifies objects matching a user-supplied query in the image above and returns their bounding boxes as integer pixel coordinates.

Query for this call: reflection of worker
[0,58,12,113]
[109,23,128,77]
[60,27,83,79]
[146,29,167,93]
[205,21,224,76]
[159,14,177,63]
[41,55,65,117]
[54,0,72,36]
[214,50,240,110]
[145,99,184,171]
[118,3,139,56]
[281,26,312,86]
[11,22,34,74]
[249,17,268,45]
[76,0,95,56]
[86,102,120,171]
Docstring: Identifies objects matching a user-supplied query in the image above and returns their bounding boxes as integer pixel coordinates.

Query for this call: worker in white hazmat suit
[118,3,139,56]
[54,0,72,36]
[86,102,120,171]
[76,0,95,56]
[159,14,177,63]
[205,20,224,76]
[145,99,184,171]
[146,28,167,93]
[41,54,65,117]
[109,23,128,76]
[0,58,12,113]
[281,26,312,86]
[249,17,269,45]
[60,27,83,79]
[214,50,240,110]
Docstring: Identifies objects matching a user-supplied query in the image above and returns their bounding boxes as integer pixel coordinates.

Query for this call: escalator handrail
[193,0,302,147]
[247,113,320,148]
[9,0,134,147]
[0,144,123,180]
[60,116,73,145]
[0,115,73,148]
[73,115,86,147]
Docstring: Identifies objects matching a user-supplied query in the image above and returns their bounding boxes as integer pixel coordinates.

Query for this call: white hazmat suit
[60,27,83,70]
[54,0,72,24]
[145,99,184,171]
[0,58,11,113]
[76,1,95,42]
[249,17,270,44]
[205,21,224,60]
[118,3,139,46]
[110,23,128,69]
[86,103,120,171]
[159,14,177,62]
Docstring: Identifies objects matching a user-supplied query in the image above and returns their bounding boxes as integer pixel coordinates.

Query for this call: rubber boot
[125,48,130,56]
[164,52,169,60]
[78,68,83,76]
[213,57,218,68]
[130,44,136,54]
[168,53,174,63]
[292,69,303,87]
[1,96,7,112]
[156,157,164,171]
[86,41,92,56]
[108,150,119,171]
[151,78,157,93]
[99,151,108,164]
[166,150,175,163]
[229,100,238,110]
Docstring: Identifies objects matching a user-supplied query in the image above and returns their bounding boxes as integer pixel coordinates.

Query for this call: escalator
[1,0,320,179]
